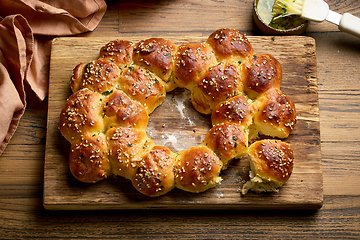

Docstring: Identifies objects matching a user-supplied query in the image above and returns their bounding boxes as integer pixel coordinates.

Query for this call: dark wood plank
[108,0,360,36]
[43,35,322,210]
[0,195,358,239]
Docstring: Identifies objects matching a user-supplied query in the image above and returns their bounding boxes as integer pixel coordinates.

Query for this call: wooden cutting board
[43,35,323,210]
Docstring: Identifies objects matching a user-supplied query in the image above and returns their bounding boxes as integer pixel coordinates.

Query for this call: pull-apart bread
[59,28,296,197]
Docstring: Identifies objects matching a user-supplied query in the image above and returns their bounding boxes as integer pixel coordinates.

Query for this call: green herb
[174,152,180,161]
[233,136,238,148]
[269,15,306,30]
[102,90,113,95]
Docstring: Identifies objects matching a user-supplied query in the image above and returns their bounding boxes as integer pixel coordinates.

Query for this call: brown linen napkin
[0,0,107,155]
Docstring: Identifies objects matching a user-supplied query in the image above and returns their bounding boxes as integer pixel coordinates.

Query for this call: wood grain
[43,35,322,210]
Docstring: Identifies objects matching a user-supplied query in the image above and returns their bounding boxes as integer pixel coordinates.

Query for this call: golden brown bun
[69,134,111,183]
[206,28,254,62]
[131,145,176,197]
[70,59,121,94]
[59,89,105,143]
[242,54,282,99]
[99,39,133,68]
[133,38,178,91]
[202,123,248,169]
[106,127,154,180]
[172,43,217,90]
[118,65,166,114]
[241,139,294,194]
[191,62,243,114]
[211,94,252,127]
[102,90,148,131]
[252,88,296,139]
[174,145,222,193]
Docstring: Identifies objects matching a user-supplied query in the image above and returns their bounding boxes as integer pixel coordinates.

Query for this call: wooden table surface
[1,0,359,238]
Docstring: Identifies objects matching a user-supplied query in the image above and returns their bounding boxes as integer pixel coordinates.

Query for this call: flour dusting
[174,95,186,119]
[173,90,195,125]
[162,134,178,146]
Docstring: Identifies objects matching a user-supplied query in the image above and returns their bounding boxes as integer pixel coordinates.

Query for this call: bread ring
[59,28,297,197]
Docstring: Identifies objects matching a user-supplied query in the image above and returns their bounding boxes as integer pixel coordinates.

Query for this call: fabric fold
[0,0,107,155]
[0,14,30,154]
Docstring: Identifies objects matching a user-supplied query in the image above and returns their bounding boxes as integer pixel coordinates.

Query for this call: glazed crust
[59,89,105,143]
[107,127,154,180]
[133,38,178,91]
[191,62,243,114]
[99,39,133,68]
[252,88,296,138]
[242,54,282,99]
[206,28,254,62]
[172,43,217,89]
[131,145,176,197]
[102,90,148,131]
[69,134,111,183]
[202,123,248,169]
[118,65,166,114]
[248,139,294,185]
[174,145,222,193]
[211,94,252,128]
[70,59,121,94]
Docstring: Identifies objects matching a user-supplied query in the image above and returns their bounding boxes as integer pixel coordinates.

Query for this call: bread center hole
[146,88,212,152]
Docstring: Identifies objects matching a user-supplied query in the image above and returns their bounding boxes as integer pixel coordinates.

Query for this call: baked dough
[241,139,294,194]
[59,28,296,197]
[174,145,223,193]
